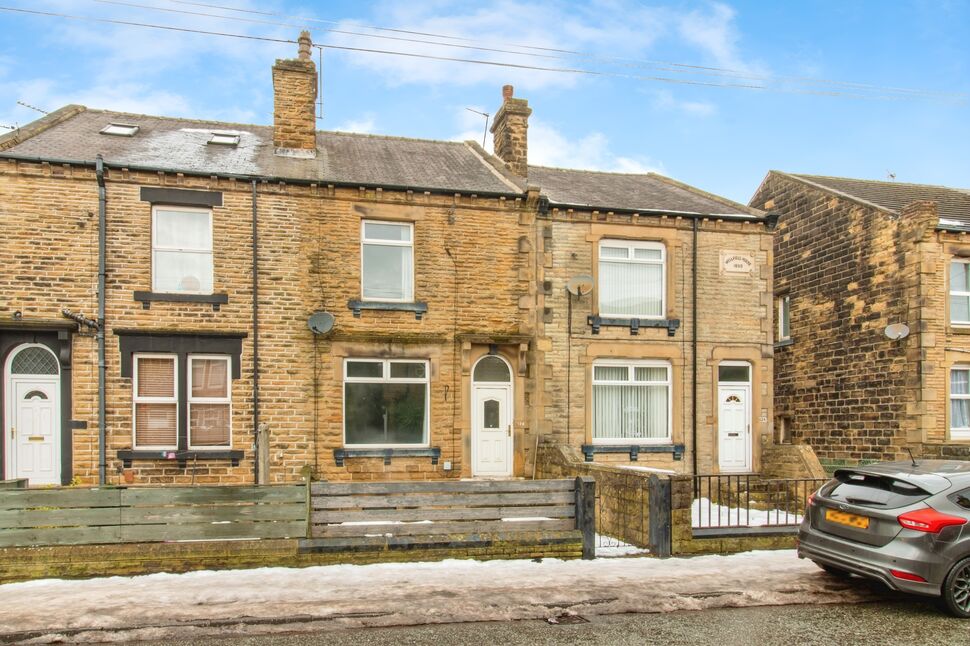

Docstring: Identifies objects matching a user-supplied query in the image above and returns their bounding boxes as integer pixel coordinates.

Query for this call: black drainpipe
[96,155,107,485]
[691,218,699,476]
[251,180,261,485]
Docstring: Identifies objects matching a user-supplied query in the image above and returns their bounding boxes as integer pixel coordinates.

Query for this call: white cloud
[452,109,663,174]
[332,114,378,134]
[653,90,717,117]
[677,2,765,75]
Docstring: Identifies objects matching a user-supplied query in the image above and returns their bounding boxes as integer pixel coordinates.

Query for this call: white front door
[472,386,512,477]
[6,378,60,485]
[718,385,750,473]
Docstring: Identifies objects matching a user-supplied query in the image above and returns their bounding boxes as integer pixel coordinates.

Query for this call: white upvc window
[152,205,214,294]
[188,355,232,449]
[133,354,178,449]
[951,260,970,325]
[778,294,791,341]
[343,359,429,447]
[951,367,970,439]
[361,220,414,302]
[598,239,665,318]
[592,359,672,444]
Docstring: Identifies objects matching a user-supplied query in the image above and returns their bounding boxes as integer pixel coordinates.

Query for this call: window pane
[781,297,791,337]
[633,248,662,260]
[599,261,662,316]
[192,359,228,398]
[473,356,511,382]
[155,209,211,250]
[364,222,410,242]
[10,347,59,375]
[390,362,426,379]
[362,244,411,300]
[953,369,970,395]
[137,357,175,397]
[718,365,750,382]
[345,382,426,444]
[600,246,628,259]
[952,262,970,293]
[594,366,628,381]
[483,399,500,429]
[953,295,970,323]
[190,404,231,446]
[953,400,970,429]
[135,403,177,446]
[154,250,214,293]
[593,384,668,440]
[347,361,383,379]
[635,366,668,382]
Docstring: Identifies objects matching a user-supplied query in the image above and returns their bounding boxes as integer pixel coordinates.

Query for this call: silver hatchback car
[798,460,970,617]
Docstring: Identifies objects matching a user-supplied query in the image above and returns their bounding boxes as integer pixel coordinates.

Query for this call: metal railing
[692,475,827,529]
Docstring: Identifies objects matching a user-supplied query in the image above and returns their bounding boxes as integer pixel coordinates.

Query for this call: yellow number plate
[825,508,870,529]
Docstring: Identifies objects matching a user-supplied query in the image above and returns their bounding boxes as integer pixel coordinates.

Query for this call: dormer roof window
[100,123,140,137]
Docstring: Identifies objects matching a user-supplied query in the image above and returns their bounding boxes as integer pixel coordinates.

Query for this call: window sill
[333,447,441,467]
[347,300,428,320]
[949,326,970,335]
[774,338,794,348]
[134,291,228,311]
[581,443,685,462]
[117,449,243,468]
[588,315,680,337]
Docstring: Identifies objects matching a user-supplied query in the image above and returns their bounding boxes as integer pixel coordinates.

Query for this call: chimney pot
[298,30,312,61]
[502,85,514,101]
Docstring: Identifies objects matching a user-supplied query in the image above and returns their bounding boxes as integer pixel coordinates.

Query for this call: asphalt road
[149,600,970,646]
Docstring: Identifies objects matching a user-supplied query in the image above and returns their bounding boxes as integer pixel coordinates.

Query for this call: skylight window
[100,123,139,137]
[208,132,240,146]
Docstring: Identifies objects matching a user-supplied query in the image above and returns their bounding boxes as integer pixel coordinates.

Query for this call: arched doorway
[4,344,61,485]
[471,354,513,477]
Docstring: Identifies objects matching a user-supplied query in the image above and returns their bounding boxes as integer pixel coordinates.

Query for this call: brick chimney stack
[490,84,532,179]
[272,31,317,158]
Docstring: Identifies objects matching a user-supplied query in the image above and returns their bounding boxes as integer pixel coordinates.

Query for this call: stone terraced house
[752,172,970,471]
[0,33,775,486]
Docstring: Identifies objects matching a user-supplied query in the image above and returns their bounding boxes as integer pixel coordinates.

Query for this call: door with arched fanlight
[4,344,61,485]
[471,355,513,477]
[717,361,752,473]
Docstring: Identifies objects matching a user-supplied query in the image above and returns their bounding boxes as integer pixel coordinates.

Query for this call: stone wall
[760,443,827,479]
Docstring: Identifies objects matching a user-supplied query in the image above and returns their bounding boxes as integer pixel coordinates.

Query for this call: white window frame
[591,359,672,445]
[951,259,970,326]
[187,354,232,450]
[343,358,430,448]
[597,239,666,319]
[132,353,178,450]
[151,205,214,295]
[777,294,791,341]
[360,220,414,303]
[951,365,970,440]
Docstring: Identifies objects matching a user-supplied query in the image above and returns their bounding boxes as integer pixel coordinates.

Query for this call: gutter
[0,153,526,201]
[542,200,768,224]
[95,155,107,485]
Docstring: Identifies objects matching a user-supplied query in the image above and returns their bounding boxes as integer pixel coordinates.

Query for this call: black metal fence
[692,475,827,529]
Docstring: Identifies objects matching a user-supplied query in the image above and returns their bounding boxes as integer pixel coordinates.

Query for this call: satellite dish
[566,274,594,297]
[308,311,335,335]
[884,323,910,340]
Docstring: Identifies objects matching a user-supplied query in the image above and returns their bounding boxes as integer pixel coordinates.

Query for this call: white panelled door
[717,386,751,473]
[472,386,512,477]
[9,379,60,485]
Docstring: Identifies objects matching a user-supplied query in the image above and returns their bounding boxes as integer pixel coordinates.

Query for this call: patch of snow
[615,465,677,475]
[0,550,884,643]
[691,498,803,528]
[595,533,649,557]
[501,517,554,522]
[338,520,434,526]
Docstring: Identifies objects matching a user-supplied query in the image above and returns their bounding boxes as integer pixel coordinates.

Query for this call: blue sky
[1,1,968,203]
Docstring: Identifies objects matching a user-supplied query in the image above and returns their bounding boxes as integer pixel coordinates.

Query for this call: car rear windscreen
[823,471,931,509]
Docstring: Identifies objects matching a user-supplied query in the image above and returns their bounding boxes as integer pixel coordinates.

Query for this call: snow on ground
[615,465,677,475]
[692,498,803,528]
[595,533,649,557]
[0,550,885,643]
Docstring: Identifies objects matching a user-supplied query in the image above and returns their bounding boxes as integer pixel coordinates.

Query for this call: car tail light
[897,507,967,534]
[890,569,927,583]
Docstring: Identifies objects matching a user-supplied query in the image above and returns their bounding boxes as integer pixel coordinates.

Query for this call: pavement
[145,600,970,646]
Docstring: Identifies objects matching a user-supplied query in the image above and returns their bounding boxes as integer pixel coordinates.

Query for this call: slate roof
[0,105,762,217]
[787,173,970,228]
[528,166,758,216]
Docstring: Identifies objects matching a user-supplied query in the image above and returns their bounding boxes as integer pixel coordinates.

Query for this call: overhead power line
[1,4,964,102]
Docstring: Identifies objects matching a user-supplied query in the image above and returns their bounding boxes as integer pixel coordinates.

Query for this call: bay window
[598,239,665,318]
[344,359,429,446]
[592,360,671,443]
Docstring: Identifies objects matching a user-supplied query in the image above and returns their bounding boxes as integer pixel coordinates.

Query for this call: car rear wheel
[942,556,970,618]
[814,562,852,578]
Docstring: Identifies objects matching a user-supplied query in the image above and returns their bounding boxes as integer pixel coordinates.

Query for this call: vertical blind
[952,368,970,432]
[598,241,664,317]
[592,364,670,441]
